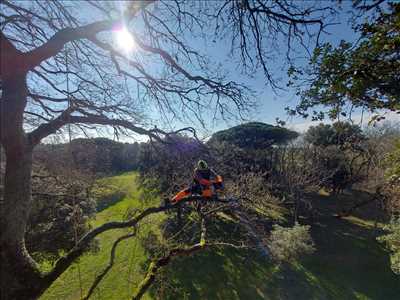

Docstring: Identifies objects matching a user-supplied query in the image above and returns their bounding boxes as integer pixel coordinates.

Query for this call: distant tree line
[36,137,142,175]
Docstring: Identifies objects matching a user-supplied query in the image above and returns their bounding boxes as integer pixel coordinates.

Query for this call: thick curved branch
[27,111,155,145]
[24,21,113,69]
[27,106,199,145]
[132,217,207,300]
[133,244,207,300]
[23,1,155,69]
[27,106,76,146]
[0,30,25,75]
[42,205,167,287]
[131,239,248,300]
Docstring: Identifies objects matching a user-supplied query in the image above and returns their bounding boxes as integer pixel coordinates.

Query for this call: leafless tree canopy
[1,0,337,141]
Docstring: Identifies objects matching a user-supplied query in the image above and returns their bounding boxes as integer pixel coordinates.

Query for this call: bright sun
[115,28,135,52]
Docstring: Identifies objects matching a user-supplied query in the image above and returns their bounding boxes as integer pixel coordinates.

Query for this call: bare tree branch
[23,1,155,69]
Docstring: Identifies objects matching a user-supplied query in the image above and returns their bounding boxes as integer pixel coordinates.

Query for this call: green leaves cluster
[209,122,299,150]
[378,139,400,275]
[304,121,365,147]
[385,138,400,180]
[378,218,400,275]
[304,121,369,193]
[269,223,315,264]
[289,3,400,120]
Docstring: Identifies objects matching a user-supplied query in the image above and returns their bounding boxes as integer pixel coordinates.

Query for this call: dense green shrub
[269,223,315,264]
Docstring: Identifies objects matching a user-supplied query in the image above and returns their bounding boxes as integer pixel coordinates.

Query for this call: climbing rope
[65,45,84,300]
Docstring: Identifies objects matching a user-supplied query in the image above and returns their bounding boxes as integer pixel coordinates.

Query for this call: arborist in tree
[171,160,224,204]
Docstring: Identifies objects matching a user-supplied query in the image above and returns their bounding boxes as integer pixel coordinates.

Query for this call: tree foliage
[378,218,400,275]
[27,174,96,262]
[304,122,370,193]
[289,3,400,120]
[209,122,299,150]
[304,121,365,148]
[26,144,98,261]
[382,138,400,215]
[46,138,142,175]
[386,139,400,180]
[269,223,315,264]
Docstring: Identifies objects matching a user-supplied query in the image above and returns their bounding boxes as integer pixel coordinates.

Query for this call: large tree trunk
[0,147,44,299]
[0,75,43,299]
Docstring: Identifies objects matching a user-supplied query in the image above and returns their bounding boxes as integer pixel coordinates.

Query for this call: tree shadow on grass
[148,191,400,300]
[299,217,400,299]
[150,247,344,300]
[299,191,400,300]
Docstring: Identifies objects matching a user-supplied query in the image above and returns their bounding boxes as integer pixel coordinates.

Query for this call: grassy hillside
[41,173,400,300]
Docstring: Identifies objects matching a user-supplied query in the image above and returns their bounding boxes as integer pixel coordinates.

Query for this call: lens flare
[115,28,135,52]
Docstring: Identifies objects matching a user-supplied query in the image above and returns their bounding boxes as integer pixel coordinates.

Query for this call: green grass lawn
[41,173,400,300]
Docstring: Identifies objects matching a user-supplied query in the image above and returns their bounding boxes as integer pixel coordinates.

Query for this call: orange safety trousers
[171,176,223,204]
[171,186,213,204]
